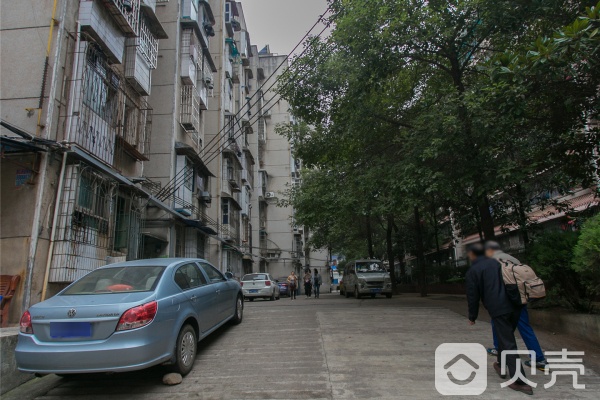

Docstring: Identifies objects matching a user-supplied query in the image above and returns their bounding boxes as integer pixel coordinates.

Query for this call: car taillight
[116,301,158,332]
[20,310,33,334]
[240,282,243,287]
[265,281,271,286]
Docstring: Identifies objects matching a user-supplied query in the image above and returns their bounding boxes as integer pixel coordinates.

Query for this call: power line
[199,5,333,155]
[202,21,332,166]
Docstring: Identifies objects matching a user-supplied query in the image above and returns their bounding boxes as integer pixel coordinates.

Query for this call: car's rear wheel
[344,287,351,298]
[172,324,196,376]
[386,294,392,299]
[354,286,361,299]
[270,293,275,301]
[370,293,376,299]
[231,295,243,325]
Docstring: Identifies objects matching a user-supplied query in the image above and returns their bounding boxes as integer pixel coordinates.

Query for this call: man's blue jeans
[492,306,545,361]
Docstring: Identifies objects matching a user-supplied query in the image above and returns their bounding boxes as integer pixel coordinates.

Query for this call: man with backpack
[485,241,549,371]
[465,243,533,395]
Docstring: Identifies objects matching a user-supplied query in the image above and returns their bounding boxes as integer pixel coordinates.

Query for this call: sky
[239,0,329,56]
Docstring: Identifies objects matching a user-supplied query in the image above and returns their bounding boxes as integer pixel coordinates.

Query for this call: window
[62,266,166,294]
[222,199,230,225]
[83,48,119,122]
[199,262,225,283]
[74,172,111,233]
[174,263,207,290]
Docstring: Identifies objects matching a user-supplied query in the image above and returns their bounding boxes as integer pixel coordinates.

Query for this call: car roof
[353,259,382,263]
[100,258,209,269]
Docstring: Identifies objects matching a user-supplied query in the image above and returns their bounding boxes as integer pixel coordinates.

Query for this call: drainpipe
[40,19,82,301]
[22,0,66,311]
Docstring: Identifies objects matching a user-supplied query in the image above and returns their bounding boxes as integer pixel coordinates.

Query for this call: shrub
[572,213,600,301]
[527,230,594,312]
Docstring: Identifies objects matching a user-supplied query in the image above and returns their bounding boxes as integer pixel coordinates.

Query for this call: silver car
[15,258,243,376]
[342,259,393,299]
[241,273,280,301]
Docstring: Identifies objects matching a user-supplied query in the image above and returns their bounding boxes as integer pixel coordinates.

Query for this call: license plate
[50,322,92,338]
[370,288,382,293]
[249,289,259,293]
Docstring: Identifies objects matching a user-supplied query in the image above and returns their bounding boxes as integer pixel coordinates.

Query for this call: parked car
[342,259,392,299]
[15,258,243,376]
[276,278,291,297]
[241,273,280,301]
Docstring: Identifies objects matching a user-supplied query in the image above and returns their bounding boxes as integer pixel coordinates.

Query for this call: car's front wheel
[386,294,392,299]
[354,286,361,299]
[231,295,243,325]
[172,324,196,376]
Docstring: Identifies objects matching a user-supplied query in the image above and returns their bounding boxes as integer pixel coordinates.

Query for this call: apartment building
[252,46,329,280]
[202,1,258,277]
[141,0,218,261]
[1,0,167,322]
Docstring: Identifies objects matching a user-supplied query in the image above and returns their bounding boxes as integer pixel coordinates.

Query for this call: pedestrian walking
[304,270,312,298]
[287,271,298,300]
[484,241,549,371]
[465,243,533,395]
[313,268,322,298]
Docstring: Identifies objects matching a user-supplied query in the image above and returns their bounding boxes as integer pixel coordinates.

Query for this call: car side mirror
[225,272,234,280]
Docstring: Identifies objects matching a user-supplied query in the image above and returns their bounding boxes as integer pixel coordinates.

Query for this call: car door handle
[215,289,221,295]
[190,295,198,301]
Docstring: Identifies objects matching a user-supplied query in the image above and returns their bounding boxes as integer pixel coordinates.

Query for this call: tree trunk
[515,184,530,246]
[386,214,396,293]
[430,198,441,265]
[414,206,427,297]
[478,196,496,240]
[366,216,374,258]
[394,226,406,284]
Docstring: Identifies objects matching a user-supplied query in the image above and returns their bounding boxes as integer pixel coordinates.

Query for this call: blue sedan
[16,258,243,376]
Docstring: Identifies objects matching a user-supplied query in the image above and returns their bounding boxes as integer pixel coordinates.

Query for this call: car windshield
[242,273,269,281]
[356,262,385,273]
[62,266,166,295]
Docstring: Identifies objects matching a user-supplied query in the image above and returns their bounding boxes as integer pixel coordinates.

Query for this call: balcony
[227,166,241,192]
[225,58,233,80]
[258,117,266,142]
[124,18,158,95]
[180,85,202,149]
[241,169,253,189]
[115,93,152,162]
[101,0,141,36]
[181,0,215,50]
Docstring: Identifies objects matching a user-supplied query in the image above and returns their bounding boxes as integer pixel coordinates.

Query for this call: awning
[175,142,215,177]
[140,3,168,39]
[1,136,47,153]
[182,218,218,236]
[223,244,243,255]
[462,188,599,244]
[141,232,169,243]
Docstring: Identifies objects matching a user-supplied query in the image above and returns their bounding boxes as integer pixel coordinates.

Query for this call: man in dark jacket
[465,243,533,395]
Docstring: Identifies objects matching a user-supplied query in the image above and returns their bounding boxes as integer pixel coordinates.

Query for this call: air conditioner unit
[199,191,211,203]
[265,192,275,199]
[203,74,214,90]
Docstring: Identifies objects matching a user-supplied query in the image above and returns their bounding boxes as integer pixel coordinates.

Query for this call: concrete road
[27,293,600,399]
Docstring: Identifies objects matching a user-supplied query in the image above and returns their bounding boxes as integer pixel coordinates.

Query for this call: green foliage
[528,230,595,312]
[276,0,599,277]
[573,213,600,298]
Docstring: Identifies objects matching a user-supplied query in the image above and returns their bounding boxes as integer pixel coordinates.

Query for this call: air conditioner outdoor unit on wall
[199,191,211,203]
[265,192,275,199]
